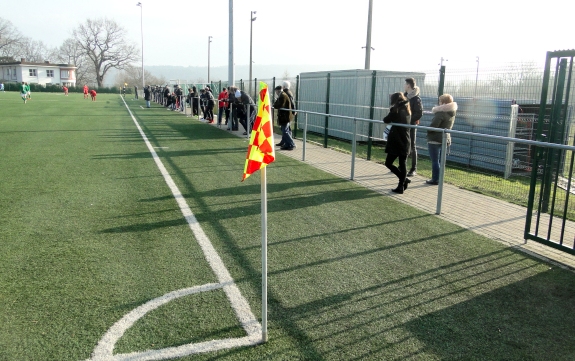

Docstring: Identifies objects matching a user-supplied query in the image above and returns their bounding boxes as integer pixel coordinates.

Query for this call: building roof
[0,59,76,68]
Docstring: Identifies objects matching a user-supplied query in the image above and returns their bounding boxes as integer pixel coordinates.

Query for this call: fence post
[324,73,331,148]
[240,79,244,91]
[303,113,308,161]
[504,104,519,179]
[272,77,276,123]
[436,130,448,215]
[294,75,299,139]
[351,118,357,180]
[367,70,377,160]
[438,65,446,102]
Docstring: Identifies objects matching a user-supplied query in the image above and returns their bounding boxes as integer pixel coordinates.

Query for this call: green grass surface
[1,92,575,360]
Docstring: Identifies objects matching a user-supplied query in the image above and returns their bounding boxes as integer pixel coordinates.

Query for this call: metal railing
[276,107,575,217]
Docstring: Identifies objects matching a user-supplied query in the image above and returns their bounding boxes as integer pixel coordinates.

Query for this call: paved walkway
[184,110,575,269]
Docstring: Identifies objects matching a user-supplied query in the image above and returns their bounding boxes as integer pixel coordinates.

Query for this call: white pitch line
[87,97,262,361]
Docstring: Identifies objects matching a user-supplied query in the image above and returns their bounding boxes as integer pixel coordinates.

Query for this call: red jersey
[89,90,97,96]
[63,87,68,92]
[83,85,89,94]
[218,91,228,108]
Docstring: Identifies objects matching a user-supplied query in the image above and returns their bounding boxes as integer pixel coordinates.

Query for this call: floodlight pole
[208,36,213,84]
[229,0,235,88]
[249,11,257,96]
[364,0,373,69]
[137,2,144,89]
[475,56,479,98]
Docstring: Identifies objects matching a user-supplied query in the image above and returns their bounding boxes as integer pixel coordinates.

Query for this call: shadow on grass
[403,269,575,360]
[91,147,247,160]
[81,98,575,360]
[124,109,329,360]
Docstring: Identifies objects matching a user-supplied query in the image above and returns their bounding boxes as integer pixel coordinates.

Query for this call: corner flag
[242,82,275,181]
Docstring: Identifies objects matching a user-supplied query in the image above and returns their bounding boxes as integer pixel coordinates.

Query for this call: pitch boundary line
[86,97,261,361]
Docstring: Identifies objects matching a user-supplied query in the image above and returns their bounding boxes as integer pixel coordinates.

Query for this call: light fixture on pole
[208,36,213,84]
[136,2,144,89]
[249,11,257,96]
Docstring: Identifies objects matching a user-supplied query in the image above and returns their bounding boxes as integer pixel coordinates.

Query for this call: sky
[3,0,574,74]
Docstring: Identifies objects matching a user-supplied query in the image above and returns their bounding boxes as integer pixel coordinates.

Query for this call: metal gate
[525,50,575,255]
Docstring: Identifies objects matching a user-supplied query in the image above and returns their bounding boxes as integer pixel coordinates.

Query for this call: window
[46,70,54,77]
[61,70,69,78]
[6,69,10,76]
[29,69,37,76]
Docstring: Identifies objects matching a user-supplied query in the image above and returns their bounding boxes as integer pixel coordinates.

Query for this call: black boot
[392,181,404,194]
[404,178,411,190]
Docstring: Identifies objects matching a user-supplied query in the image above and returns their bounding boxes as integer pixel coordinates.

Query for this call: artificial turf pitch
[1,91,574,360]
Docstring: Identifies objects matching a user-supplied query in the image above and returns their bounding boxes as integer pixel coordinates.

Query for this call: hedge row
[0,82,129,94]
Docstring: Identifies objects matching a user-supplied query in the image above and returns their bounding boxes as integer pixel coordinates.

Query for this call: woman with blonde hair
[383,92,412,194]
[426,94,457,185]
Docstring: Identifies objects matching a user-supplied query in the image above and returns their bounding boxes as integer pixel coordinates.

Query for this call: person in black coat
[383,92,412,194]
[144,85,151,108]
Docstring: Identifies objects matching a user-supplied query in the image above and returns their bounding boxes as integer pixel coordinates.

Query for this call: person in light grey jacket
[426,94,457,185]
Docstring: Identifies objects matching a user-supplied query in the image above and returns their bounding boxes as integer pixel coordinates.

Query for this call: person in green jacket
[20,82,27,103]
[426,94,458,185]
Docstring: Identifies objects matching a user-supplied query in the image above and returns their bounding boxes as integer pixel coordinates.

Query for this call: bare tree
[0,18,24,60]
[115,64,166,87]
[56,38,96,86]
[72,18,139,87]
[15,38,54,63]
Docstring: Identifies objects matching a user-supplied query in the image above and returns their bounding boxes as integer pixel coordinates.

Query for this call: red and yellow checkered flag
[242,82,276,181]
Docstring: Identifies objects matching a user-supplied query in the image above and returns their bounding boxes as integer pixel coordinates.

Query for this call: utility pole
[364,0,374,70]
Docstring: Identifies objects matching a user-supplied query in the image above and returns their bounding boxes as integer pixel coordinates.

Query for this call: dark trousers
[281,123,295,148]
[385,153,407,185]
[409,127,417,171]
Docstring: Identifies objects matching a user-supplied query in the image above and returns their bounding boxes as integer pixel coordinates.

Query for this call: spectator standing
[144,85,151,108]
[231,88,256,135]
[174,85,183,111]
[383,92,412,194]
[273,85,296,150]
[163,85,170,107]
[191,86,199,116]
[404,78,423,177]
[199,89,207,119]
[217,87,229,126]
[134,85,139,99]
[0,82,4,92]
[227,87,239,131]
[204,87,215,122]
[426,94,457,185]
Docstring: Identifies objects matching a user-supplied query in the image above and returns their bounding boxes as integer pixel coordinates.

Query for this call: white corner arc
[86,97,262,361]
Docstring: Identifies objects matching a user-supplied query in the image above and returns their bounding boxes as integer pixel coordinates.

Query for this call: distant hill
[142,64,357,84]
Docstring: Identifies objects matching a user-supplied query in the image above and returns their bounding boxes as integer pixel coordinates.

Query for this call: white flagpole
[261,166,268,342]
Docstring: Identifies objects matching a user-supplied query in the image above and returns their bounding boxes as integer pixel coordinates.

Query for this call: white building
[0,58,77,86]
